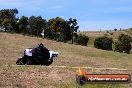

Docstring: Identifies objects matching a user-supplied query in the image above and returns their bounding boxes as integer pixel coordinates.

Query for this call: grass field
[0,32,132,88]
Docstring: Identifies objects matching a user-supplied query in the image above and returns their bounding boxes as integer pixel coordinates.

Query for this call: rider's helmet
[39,43,44,47]
[38,43,44,49]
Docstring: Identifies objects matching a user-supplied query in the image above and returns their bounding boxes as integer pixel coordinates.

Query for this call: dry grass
[0,32,132,88]
[85,30,130,38]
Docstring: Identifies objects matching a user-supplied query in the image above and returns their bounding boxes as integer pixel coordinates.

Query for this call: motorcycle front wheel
[16,58,27,65]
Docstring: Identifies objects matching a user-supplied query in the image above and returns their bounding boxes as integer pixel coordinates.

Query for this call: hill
[84,29,132,47]
[0,32,132,88]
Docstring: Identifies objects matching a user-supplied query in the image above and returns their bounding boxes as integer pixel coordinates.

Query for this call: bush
[114,34,131,54]
[94,36,113,50]
[114,42,123,53]
[74,34,89,46]
[110,32,113,35]
[106,31,109,33]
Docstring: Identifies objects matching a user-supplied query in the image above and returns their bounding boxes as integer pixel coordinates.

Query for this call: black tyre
[76,75,87,85]
[16,58,27,65]
[45,59,53,66]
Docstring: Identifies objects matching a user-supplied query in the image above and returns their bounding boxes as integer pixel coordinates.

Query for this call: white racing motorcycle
[16,44,59,66]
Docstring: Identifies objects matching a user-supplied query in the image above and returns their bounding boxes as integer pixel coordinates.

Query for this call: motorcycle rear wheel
[45,59,53,66]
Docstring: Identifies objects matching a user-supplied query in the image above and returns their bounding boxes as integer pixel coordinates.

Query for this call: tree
[114,34,131,54]
[0,9,18,32]
[114,28,117,31]
[18,16,29,34]
[94,35,113,50]
[68,18,79,44]
[46,17,71,42]
[28,16,46,36]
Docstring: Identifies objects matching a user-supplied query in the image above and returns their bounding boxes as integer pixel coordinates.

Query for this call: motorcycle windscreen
[25,49,32,56]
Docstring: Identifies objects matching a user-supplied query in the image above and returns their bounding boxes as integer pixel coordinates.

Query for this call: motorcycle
[16,45,59,66]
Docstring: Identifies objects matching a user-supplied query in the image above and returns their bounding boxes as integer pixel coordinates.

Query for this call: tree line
[0,8,89,45]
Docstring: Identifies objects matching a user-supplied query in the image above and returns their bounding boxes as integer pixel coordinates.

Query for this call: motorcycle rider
[32,43,50,64]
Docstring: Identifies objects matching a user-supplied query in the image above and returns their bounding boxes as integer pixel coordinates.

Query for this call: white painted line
[1,65,131,71]
[46,66,129,70]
